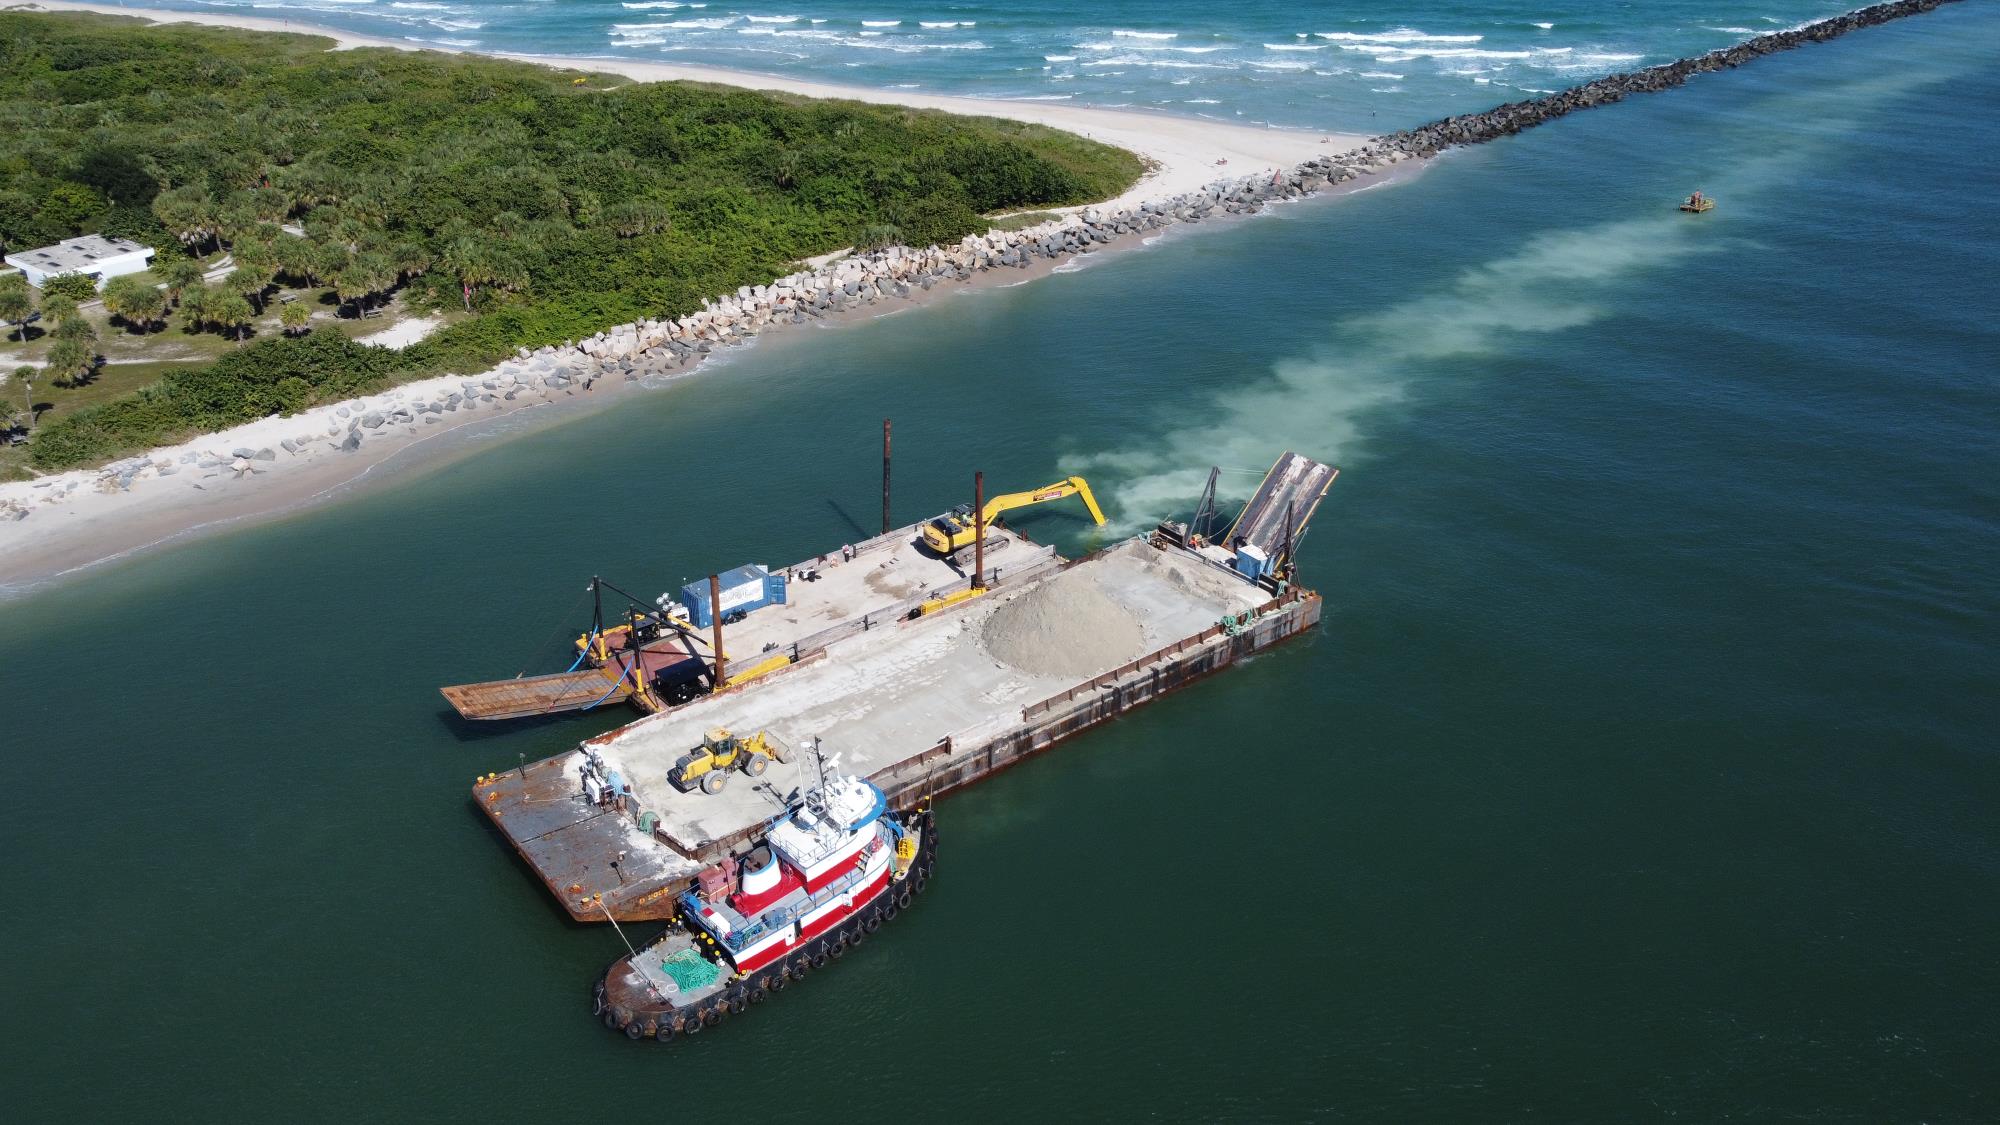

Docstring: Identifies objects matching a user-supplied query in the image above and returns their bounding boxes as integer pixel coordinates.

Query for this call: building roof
[3,235,153,273]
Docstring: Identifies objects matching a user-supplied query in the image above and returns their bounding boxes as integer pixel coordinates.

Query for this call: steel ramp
[1224,451,1339,566]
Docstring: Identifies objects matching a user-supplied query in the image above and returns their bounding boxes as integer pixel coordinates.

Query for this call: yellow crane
[919,476,1107,557]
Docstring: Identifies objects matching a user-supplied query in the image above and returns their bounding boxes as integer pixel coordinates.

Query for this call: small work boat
[1679,191,1715,213]
[593,770,935,1041]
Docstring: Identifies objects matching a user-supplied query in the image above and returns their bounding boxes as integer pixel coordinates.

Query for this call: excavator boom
[980,476,1107,527]
[920,476,1108,555]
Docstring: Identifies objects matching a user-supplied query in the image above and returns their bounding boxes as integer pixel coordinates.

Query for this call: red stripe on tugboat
[594,776,935,1041]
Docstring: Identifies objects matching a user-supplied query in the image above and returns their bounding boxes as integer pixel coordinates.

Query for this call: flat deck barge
[475,454,1334,922]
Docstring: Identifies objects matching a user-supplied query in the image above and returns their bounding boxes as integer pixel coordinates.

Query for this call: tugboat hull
[595,809,937,1040]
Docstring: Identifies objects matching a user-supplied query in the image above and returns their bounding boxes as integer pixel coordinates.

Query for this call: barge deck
[479,532,1321,921]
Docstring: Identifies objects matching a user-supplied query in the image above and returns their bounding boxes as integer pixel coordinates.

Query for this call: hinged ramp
[1225,452,1338,572]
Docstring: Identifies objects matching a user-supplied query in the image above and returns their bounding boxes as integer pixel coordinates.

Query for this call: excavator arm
[979,477,1108,528]
[920,476,1108,555]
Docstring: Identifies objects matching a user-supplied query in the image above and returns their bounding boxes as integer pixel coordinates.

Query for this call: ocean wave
[1357,71,1402,79]
[1705,26,1755,34]
[846,36,989,51]
[1183,97,1219,104]
[1110,29,1177,40]
[429,17,481,29]
[861,20,900,28]
[1341,45,1533,61]
[919,21,974,29]
[1083,54,1230,70]
[620,1,681,8]
[737,27,839,39]
[1532,21,1554,30]
[1248,59,1311,71]
[389,2,452,9]
[745,14,800,23]
[1075,41,1227,54]
[1043,54,1076,62]
[1264,43,1323,51]
[1315,28,1481,44]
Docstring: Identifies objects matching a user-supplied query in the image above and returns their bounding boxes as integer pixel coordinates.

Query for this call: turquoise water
[100,0,1866,129]
[5,2,1999,1120]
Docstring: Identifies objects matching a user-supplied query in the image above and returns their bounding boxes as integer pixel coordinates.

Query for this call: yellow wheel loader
[669,727,791,795]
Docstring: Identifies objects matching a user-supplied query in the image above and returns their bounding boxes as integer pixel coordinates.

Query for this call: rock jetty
[0,0,1956,523]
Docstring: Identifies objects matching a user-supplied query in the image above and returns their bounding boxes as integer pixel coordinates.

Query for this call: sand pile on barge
[982,568,1145,677]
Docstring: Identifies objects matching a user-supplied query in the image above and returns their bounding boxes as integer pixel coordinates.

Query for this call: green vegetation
[0,12,1142,472]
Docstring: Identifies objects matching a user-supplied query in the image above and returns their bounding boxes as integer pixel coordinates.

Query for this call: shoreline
[0,0,1375,596]
[1,0,1955,595]
[0,161,1428,598]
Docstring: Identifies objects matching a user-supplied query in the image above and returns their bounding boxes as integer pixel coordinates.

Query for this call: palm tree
[179,282,215,334]
[101,274,166,333]
[310,242,349,289]
[271,234,316,285]
[13,365,36,430]
[216,193,261,246]
[156,256,205,307]
[40,293,77,326]
[441,237,525,313]
[0,278,32,342]
[349,250,396,316]
[53,312,97,352]
[390,240,432,284]
[44,337,93,389]
[226,266,269,315]
[280,301,311,336]
[210,291,254,343]
[330,265,371,321]
[152,185,220,254]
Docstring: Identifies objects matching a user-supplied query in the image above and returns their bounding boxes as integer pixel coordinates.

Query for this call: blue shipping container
[680,564,787,628]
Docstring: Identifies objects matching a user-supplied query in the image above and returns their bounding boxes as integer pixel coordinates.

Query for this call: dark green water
[5,8,1997,1120]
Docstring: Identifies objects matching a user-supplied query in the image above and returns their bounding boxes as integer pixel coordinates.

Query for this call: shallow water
[96,0,1868,130]
[4,3,1997,1119]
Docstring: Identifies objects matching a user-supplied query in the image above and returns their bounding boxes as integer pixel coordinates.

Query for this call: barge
[472,452,1339,924]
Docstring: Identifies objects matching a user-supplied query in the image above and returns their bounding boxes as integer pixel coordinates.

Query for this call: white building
[4,235,155,289]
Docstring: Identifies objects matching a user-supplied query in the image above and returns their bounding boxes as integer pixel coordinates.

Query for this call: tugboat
[1679,189,1715,213]
[593,770,935,1040]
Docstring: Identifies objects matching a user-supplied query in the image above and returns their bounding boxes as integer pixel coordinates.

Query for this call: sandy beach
[0,1,1374,595]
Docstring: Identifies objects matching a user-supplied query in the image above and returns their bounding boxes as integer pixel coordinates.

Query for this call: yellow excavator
[669,727,791,795]
[919,476,1107,557]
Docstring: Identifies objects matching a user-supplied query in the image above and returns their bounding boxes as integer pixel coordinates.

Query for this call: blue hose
[584,656,638,709]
